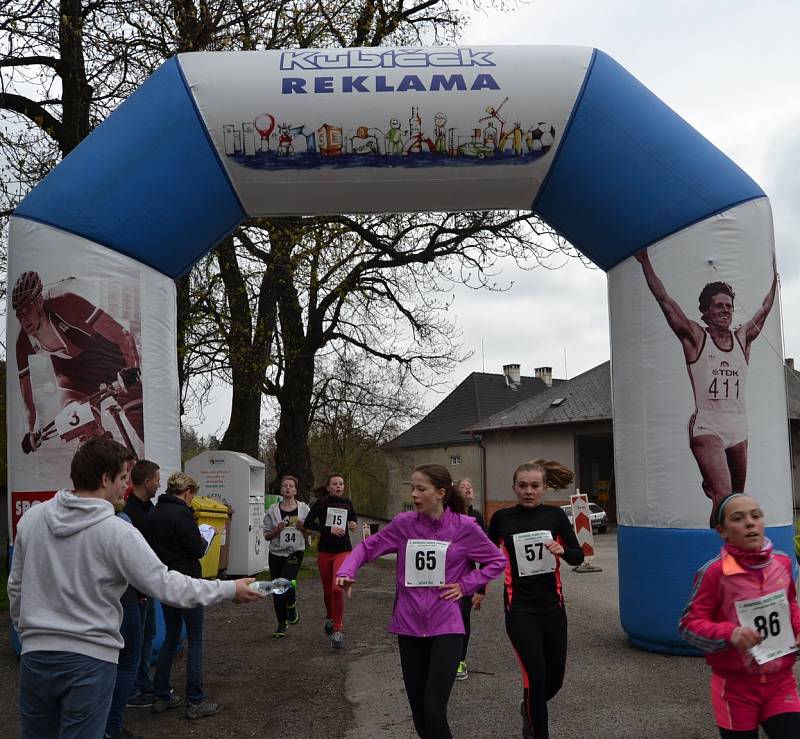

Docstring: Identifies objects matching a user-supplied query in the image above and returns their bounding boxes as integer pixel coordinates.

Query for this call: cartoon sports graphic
[223,97,557,171]
[12,269,144,460]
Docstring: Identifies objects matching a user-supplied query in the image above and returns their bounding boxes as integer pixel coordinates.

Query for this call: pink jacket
[679,548,800,677]
[336,508,506,638]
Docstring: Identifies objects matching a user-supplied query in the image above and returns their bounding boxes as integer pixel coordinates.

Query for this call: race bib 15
[325,507,348,529]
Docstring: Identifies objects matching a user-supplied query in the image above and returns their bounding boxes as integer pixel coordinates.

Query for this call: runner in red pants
[303,474,358,649]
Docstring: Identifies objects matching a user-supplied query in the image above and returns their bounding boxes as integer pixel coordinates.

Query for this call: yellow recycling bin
[191,496,229,578]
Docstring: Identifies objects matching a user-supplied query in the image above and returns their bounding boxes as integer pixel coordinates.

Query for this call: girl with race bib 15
[336,464,505,739]
[263,475,310,638]
[488,459,584,739]
[303,473,358,649]
[679,493,800,739]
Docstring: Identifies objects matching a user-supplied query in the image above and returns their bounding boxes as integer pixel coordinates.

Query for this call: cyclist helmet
[12,271,43,311]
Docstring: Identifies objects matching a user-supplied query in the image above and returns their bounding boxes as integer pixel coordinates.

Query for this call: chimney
[502,363,521,386]
[535,366,553,387]
[787,358,795,370]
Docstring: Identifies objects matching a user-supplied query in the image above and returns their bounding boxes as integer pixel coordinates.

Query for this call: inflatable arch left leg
[7,47,792,654]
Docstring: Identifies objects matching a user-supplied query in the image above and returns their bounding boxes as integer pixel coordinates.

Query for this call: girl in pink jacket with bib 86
[336,464,505,739]
[679,493,800,739]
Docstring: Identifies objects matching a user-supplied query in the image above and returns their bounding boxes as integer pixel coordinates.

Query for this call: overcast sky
[194,0,800,436]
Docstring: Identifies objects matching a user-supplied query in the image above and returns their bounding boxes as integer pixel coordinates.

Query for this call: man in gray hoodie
[8,437,263,739]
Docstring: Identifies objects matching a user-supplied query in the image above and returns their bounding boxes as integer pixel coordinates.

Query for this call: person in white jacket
[262,474,310,637]
[8,437,263,739]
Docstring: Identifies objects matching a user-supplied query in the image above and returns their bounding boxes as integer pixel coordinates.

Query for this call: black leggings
[506,608,568,739]
[719,712,800,739]
[397,634,462,739]
[459,596,472,661]
[268,551,303,625]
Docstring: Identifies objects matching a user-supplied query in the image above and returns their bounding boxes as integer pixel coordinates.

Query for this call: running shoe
[520,700,534,739]
[331,631,344,649]
[287,605,300,625]
[151,694,183,714]
[455,661,468,681]
[272,623,288,638]
[126,692,155,708]
[185,700,220,720]
[105,728,143,739]
[324,618,334,635]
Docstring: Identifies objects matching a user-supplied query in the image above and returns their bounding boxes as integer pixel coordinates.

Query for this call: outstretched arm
[635,248,697,342]
[742,256,777,347]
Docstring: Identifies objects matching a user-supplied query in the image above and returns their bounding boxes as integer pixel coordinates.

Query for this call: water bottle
[249,577,296,596]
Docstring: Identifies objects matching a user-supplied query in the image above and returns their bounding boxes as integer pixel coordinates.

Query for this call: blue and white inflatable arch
[7,46,793,653]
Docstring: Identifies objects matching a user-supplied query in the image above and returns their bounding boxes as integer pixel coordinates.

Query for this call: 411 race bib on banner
[513,530,556,577]
[405,539,449,587]
[734,590,798,665]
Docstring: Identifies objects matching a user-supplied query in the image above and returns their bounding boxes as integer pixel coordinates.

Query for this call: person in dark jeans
[454,478,486,682]
[147,472,219,720]
[123,459,161,708]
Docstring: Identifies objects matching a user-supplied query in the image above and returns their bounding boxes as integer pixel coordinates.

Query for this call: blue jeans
[105,602,142,736]
[19,650,117,739]
[133,597,156,696]
[153,605,204,705]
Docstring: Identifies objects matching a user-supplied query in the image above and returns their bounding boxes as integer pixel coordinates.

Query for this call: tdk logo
[280,48,495,71]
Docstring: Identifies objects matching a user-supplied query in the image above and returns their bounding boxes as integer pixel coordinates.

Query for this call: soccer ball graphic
[528,123,556,153]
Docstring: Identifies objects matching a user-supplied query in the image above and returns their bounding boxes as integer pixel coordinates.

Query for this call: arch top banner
[179,45,591,216]
[16,45,762,278]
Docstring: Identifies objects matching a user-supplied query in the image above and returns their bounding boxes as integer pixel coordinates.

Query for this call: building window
[449,455,461,466]
[403,502,414,512]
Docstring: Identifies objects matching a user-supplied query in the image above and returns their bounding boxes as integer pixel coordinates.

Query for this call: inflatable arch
[6,46,793,653]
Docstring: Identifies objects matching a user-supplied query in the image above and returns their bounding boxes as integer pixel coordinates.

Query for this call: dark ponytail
[413,464,467,514]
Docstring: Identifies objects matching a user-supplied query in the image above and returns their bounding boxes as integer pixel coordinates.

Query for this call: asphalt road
[2,530,797,737]
[344,531,797,739]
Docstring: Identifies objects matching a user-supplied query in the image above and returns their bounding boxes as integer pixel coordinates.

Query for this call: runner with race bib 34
[488,459,584,739]
[263,475,310,638]
[680,493,800,739]
[335,464,505,739]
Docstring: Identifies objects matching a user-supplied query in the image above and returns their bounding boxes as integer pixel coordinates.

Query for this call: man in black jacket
[147,472,219,720]
[123,459,161,708]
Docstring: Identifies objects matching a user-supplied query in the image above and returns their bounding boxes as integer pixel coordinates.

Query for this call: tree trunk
[59,0,92,155]
[220,378,263,458]
[175,274,191,417]
[216,236,275,457]
[273,354,316,499]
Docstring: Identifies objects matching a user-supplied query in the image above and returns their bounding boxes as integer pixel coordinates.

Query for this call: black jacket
[303,495,358,554]
[146,493,206,578]
[123,493,154,535]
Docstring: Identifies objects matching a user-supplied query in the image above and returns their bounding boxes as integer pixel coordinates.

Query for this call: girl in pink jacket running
[336,464,505,739]
[679,493,800,739]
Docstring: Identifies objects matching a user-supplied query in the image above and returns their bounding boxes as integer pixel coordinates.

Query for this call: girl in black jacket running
[488,460,583,739]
